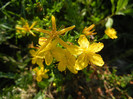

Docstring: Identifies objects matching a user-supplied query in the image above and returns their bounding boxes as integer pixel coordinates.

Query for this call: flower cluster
[33,67,49,82]
[16,16,117,82]
[16,18,37,36]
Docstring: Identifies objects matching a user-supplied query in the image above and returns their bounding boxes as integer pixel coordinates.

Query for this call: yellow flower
[30,49,45,67]
[75,35,104,70]
[33,67,49,82]
[52,48,78,74]
[16,20,37,36]
[29,38,49,67]
[33,15,75,40]
[105,28,117,39]
[82,24,97,36]
[31,39,58,66]
[31,15,75,66]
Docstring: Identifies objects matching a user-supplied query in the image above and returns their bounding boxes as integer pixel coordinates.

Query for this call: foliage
[0,0,133,98]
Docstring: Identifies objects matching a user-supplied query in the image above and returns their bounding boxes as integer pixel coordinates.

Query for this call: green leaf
[0,1,11,10]
[110,0,115,13]
[122,8,133,16]
[116,0,129,13]
[0,72,16,79]
[33,91,45,99]
[0,24,11,29]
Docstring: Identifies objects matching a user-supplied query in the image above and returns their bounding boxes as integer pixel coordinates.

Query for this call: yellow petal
[37,70,42,76]
[30,21,37,29]
[42,74,48,79]
[89,54,104,66]
[45,51,53,65]
[36,37,52,53]
[67,45,82,55]
[58,61,66,72]
[50,39,58,49]
[89,42,104,53]
[36,58,44,67]
[39,37,47,46]
[58,25,75,35]
[33,28,50,34]
[57,37,68,48]
[40,66,44,71]
[52,47,65,61]
[32,54,44,65]
[67,65,78,74]
[25,22,29,28]
[105,28,117,39]
[16,27,25,30]
[65,50,78,74]
[32,57,37,64]
[29,50,36,56]
[78,35,89,49]
[75,53,89,70]
[40,39,58,52]
[29,30,36,36]
[33,67,38,72]
[52,15,56,32]
[65,50,76,66]
[36,76,42,82]
[82,24,97,36]
[83,24,95,32]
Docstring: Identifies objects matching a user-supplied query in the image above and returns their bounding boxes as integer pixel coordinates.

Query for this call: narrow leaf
[116,0,129,13]
[110,0,115,13]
